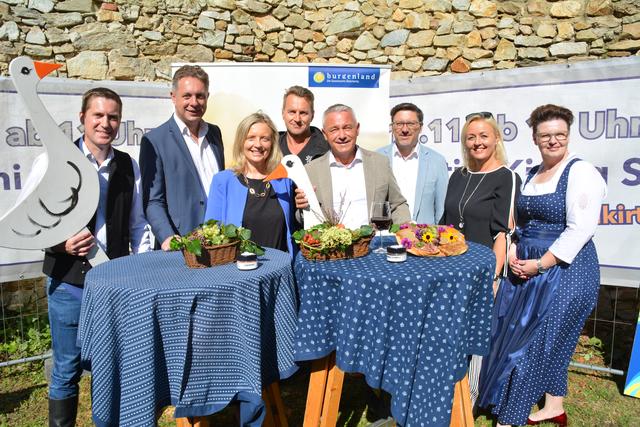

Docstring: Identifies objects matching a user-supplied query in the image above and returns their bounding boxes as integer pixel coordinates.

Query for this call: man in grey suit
[296,104,410,228]
[140,65,224,250]
[378,103,448,225]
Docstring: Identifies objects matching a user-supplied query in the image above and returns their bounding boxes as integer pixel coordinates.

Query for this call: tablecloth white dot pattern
[79,249,298,427]
[294,239,495,427]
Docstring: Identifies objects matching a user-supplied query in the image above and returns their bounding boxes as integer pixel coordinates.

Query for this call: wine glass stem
[379,230,383,251]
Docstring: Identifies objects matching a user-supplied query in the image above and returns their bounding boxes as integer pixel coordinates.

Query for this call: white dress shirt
[391,143,419,218]
[79,140,151,254]
[521,153,607,264]
[329,149,369,229]
[173,114,219,196]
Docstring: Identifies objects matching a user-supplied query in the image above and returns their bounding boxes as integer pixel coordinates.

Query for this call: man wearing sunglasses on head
[378,103,448,225]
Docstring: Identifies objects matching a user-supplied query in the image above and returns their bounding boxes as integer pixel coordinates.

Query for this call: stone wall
[0,0,639,81]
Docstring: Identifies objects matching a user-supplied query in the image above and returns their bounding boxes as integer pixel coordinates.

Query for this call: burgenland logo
[308,66,380,88]
[313,71,326,84]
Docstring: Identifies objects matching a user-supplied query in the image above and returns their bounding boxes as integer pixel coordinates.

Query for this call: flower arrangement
[170,220,264,267]
[292,223,374,260]
[390,223,467,257]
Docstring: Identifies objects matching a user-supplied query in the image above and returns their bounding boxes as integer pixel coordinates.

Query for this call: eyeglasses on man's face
[391,121,421,129]
[535,132,569,143]
[465,111,494,121]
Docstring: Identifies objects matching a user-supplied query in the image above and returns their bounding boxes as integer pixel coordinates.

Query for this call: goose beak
[264,163,288,182]
[34,61,62,79]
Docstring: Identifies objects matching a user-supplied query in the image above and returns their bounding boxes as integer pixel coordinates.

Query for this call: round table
[294,239,496,427]
[78,248,297,427]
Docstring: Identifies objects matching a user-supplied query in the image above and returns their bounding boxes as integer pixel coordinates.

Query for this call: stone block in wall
[527,0,550,16]
[142,42,177,56]
[198,15,216,30]
[494,38,516,60]
[45,12,83,28]
[142,31,163,41]
[53,43,74,54]
[96,9,123,22]
[496,60,515,69]
[256,16,285,32]
[326,16,363,36]
[621,22,640,39]
[336,38,353,52]
[536,22,557,38]
[198,31,226,47]
[589,15,621,28]
[232,9,252,24]
[284,14,310,29]
[612,1,640,16]
[453,0,471,11]
[209,0,235,11]
[24,44,52,57]
[479,27,497,40]
[293,29,313,42]
[381,29,409,47]
[0,41,23,55]
[469,0,497,18]
[607,39,640,50]
[400,0,428,10]
[433,34,465,46]
[73,25,136,51]
[498,1,524,15]
[550,1,583,18]
[549,41,588,56]
[45,27,71,44]
[25,27,46,44]
[422,0,453,13]
[514,35,553,46]
[423,56,449,71]
[29,0,54,13]
[237,0,271,14]
[498,18,515,29]
[453,20,474,33]
[520,25,533,35]
[586,0,612,16]
[557,21,575,39]
[498,28,517,41]
[67,51,108,79]
[169,19,194,37]
[108,54,155,81]
[176,44,213,61]
[476,18,496,29]
[0,21,20,42]
[471,58,493,68]
[482,38,498,49]
[402,56,423,71]
[56,0,93,13]
[517,47,549,58]
[353,31,378,49]
[466,30,482,47]
[406,12,431,29]
[407,30,436,48]
[451,56,471,72]
[462,47,492,60]
[436,17,453,35]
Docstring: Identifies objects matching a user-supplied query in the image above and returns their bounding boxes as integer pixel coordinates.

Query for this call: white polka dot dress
[477,159,600,425]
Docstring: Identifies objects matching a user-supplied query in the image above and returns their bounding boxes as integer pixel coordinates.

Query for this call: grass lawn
[1,356,639,427]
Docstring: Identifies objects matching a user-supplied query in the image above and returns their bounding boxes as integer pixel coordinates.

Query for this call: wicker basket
[182,241,239,268]
[300,236,373,261]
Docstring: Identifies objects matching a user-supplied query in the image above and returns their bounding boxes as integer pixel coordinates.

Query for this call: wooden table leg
[176,416,209,427]
[319,352,344,427]
[263,381,289,427]
[449,374,474,427]
[303,356,331,427]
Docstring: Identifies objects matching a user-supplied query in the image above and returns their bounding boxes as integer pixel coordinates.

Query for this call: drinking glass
[370,201,391,254]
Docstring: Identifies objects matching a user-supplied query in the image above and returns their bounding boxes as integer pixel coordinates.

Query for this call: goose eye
[21,67,31,75]
[286,160,294,167]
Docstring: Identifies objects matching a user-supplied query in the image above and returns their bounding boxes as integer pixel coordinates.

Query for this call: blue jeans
[47,277,83,400]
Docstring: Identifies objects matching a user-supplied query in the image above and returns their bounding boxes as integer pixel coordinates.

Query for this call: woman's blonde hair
[460,114,507,170]
[231,112,282,174]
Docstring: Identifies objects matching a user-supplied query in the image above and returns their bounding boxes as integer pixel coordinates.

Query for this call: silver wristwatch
[536,258,548,274]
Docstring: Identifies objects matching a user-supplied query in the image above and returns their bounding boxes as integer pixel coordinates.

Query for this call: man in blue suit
[140,65,225,250]
[378,103,448,224]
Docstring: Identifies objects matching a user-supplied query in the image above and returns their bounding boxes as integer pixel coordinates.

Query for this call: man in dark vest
[41,88,150,426]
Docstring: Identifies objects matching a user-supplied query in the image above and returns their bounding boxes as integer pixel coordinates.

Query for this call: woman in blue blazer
[204,112,298,256]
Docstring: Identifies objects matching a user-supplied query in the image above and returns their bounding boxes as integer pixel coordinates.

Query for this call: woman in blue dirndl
[477,105,607,427]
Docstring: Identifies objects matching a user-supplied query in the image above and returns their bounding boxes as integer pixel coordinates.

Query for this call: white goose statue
[0,56,107,264]
[264,154,326,229]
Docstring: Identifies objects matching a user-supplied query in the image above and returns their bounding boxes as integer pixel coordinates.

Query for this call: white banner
[390,57,640,287]
[177,62,392,160]
[0,77,171,282]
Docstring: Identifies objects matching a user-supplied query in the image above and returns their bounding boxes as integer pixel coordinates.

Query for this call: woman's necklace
[242,174,270,198]
[457,172,487,230]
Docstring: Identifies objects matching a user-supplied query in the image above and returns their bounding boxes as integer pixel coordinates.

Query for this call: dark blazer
[140,117,224,244]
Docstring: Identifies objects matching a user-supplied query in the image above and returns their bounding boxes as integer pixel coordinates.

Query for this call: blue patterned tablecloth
[78,248,298,427]
[294,239,495,427]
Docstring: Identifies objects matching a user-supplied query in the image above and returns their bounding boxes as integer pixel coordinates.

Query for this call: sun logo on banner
[313,71,325,84]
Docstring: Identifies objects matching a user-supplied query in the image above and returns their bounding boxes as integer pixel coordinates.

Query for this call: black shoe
[49,396,78,427]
